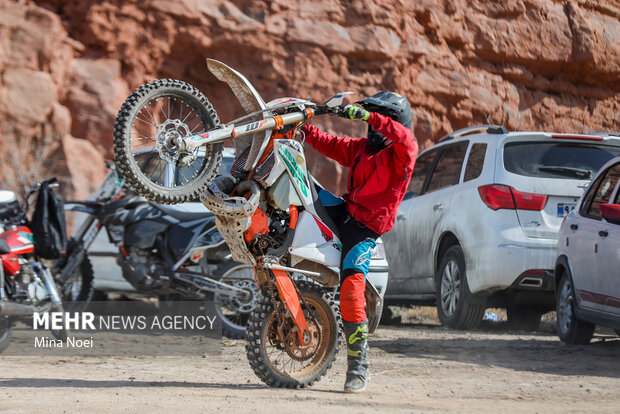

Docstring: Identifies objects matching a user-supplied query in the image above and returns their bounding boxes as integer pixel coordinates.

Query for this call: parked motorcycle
[56,162,257,338]
[0,180,68,353]
[112,59,384,387]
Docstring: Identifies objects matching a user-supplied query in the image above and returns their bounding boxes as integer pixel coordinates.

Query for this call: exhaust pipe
[519,277,544,288]
[0,301,43,316]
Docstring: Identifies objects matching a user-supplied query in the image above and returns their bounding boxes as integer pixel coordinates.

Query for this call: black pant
[325,203,379,280]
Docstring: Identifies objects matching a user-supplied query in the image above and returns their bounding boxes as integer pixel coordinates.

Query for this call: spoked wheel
[246,282,341,388]
[113,79,223,204]
[214,263,260,339]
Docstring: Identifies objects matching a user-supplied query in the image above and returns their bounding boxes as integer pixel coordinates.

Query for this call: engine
[246,207,291,259]
[119,247,168,291]
[3,259,50,303]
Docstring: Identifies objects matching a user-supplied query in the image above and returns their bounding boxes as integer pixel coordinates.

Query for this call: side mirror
[600,203,620,225]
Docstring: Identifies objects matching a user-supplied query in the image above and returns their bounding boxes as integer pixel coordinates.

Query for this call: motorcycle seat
[308,175,342,241]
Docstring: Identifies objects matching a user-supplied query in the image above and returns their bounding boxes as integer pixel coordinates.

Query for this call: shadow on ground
[0,378,265,390]
[372,325,620,379]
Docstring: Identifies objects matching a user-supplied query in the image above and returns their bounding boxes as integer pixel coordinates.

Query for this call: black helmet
[357,91,412,130]
[357,91,412,153]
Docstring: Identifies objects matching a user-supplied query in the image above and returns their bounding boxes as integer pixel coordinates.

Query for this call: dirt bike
[0,181,69,353]
[112,59,383,388]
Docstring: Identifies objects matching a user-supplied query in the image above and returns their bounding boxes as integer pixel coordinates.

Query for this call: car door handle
[599,230,609,237]
[570,224,579,230]
[433,203,445,212]
[396,214,406,221]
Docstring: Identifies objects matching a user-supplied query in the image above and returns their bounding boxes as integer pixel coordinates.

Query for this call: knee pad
[342,238,376,276]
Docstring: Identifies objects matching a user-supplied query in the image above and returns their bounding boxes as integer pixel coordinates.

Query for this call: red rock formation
[1,0,620,196]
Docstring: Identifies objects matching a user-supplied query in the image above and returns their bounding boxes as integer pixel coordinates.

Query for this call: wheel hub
[268,305,321,361]
[155,119,196,167]
[218,280,260,314]
[558,282,573,333]
[441,259,460,317]
[284,319,320,361]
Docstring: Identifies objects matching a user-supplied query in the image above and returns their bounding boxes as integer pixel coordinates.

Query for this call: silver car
[383,126,620,330]
[555,156,620,344]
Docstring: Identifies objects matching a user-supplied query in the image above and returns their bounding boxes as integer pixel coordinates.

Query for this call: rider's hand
[339,104,370,121]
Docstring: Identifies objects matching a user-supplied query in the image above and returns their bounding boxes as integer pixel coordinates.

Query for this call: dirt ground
[0,307,619,414]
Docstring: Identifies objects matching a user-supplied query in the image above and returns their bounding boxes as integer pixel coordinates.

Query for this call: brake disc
[155,119,196,167]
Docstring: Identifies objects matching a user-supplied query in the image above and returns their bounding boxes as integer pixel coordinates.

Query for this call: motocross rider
[301,91,418,393]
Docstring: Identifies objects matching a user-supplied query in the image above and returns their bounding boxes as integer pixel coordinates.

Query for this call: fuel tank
[0,226,34,255]
[0,226,33,275]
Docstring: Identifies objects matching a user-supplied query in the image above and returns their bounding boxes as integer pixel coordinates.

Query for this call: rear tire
[0,316,13,354]
[113,79,222,204]
[435,245,484,330]
[556,272,595,345]
[54,241,95,312]
[246,282,341,388]
[50,302,69,341]
[507,307,542,331]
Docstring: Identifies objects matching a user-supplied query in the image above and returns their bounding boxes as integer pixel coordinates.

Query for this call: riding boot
[343,320,370,393]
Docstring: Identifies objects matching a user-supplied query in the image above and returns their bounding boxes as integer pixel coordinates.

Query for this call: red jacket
[302,112,418,234]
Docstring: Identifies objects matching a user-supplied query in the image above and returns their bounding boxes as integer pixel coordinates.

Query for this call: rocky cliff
[1,0,620,197]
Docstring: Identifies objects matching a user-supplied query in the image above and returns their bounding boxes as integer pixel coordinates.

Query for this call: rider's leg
[340,236,376,393]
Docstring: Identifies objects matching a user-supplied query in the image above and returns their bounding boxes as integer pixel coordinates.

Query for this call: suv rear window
[503,142,620,180]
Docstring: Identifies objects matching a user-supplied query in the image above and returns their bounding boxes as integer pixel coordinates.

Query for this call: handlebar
[181,96,350,153]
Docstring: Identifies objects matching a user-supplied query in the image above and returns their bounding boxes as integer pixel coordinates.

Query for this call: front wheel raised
[435,245,484,330]
[113,79,223,204]
[246,282,341,388]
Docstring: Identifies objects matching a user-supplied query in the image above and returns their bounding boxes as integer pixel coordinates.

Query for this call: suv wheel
[435,245,484,330]
[556,272,595,344]
[507,307,542,331]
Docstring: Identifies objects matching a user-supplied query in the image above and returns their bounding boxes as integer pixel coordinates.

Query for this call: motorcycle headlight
[371,240,385,260]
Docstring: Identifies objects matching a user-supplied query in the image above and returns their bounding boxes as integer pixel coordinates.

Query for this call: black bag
[31,178,67,259]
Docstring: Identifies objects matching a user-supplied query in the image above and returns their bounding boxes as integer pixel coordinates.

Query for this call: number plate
[557,203,576,217]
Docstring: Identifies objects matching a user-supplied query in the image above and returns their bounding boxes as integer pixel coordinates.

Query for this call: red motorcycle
[0,180,68,353]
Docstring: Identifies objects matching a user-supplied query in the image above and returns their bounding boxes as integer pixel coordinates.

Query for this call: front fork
[33,262,63,307]
[270,268,311,346]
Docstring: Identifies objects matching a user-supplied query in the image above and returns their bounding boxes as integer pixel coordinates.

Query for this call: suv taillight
[478,185,548,211]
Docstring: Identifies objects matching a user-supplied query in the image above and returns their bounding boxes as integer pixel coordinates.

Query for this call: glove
[339,104,370,121]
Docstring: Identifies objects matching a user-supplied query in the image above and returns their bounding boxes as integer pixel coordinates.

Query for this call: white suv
[383,125,620,330]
